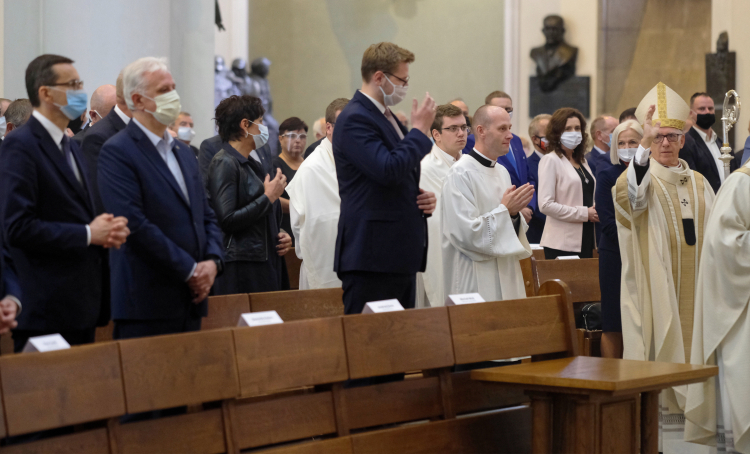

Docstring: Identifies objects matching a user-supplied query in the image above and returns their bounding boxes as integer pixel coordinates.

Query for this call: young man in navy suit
[333,42,437,314]
[98,57,224,340]
[0,54,130,351]
[485,91,536,227]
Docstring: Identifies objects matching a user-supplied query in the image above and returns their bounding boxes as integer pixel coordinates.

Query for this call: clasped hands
[89,213,130,249]
[501,183,535,218]
[188,260,218,303]
[0,297,18,335]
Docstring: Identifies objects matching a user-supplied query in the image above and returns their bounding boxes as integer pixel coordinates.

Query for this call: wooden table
[472,356,717,454]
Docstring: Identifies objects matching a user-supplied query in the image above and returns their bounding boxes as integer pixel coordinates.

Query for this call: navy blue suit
[98,121,223,338]
[526,151,546,243]
[497,134,537,211]
[333,91,432,313]
[81,108,128,214]
[595,162,627,332]
[0,115,107,349]
[585,147,613,179]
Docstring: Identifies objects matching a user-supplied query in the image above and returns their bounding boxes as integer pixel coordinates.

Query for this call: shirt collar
[534,149,544,159]
[471,148,496,167]
[692,125,715,142]
[593,145,607,155]
[133,117,173,149]
[114,105,131,125]
[434,144,458,164]
[32,110,65,146]
[359,90,386,114]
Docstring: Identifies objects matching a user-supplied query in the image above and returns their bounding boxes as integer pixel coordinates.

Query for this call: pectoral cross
[681,199,689,206]
[680,177,688,185]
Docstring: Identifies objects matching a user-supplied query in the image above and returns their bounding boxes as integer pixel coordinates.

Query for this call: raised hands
[410,92,437,136]
[501,183,535,217]
[89,213,130,249]
[641,104,661,149]
[264,168,287,203]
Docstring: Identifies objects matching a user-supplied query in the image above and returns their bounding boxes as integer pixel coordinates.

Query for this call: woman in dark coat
[596,119,643,358]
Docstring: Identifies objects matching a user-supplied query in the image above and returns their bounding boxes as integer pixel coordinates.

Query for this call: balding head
[449,98,469,117]
[89,84,116,124]
[0,98,11,117]
[473,104,513,159]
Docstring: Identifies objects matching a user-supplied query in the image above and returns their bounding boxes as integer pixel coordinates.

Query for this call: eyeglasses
[283,133,307,141]
[503,107,514,114]
[48,79,84,90]
[652,133,682,144]
[384,72,409,86]
[441,125,470,134]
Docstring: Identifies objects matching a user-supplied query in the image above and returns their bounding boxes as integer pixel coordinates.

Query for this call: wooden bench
[249,288,343,321]
[285,249,303,290]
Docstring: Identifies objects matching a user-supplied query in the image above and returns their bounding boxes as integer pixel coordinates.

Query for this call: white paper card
[238,310,284,327]
[445,293,486,306]
[556,255,580,260]
[22,334,71,353]
[529,243,543,250]
[362,299,404,314]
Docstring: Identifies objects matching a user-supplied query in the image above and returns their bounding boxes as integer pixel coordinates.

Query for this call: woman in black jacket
[208,95,291,294]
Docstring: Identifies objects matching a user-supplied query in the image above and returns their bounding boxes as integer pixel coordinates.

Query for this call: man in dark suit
[584,115,617,178]
[526,114,551,243]
[682,92,739,192]
[0,233,21,334]
[72,84,116,146]
[81,76,130,213]
[333,42,436,314]
[98,57,224,340]
[0,54,129,351]
[485,91,537,230]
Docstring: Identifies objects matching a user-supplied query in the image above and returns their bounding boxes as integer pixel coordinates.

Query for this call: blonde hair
[360,42,414,82]
[610,119,643,165]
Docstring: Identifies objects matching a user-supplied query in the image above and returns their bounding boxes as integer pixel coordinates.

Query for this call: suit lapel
[513,142,527,181]
[127,123,191,209]
[69,143,95,215]
[174,144,200,222]
[354,91,402,146]
[31,118,91,210]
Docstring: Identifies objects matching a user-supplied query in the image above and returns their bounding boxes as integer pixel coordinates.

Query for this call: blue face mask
[51,87,88,120]
[607,133,613,147]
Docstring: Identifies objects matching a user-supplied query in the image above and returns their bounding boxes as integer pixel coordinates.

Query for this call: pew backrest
[249,288,344,322]
[204,293,252,330]
[532,257,601,302]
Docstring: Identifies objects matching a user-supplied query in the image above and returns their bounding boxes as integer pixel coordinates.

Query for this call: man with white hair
[614,82,715,454]
[441,105,533,302]
[98,57,224,340]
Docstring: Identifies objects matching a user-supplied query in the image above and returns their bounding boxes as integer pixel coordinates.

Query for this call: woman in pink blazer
[538,108,599,259]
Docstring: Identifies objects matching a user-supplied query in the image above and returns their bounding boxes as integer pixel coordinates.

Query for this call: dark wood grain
[0,343,125,436]
[450,371,528,414]
[532,257,601,302]
[520,257,536,297]
[249,288,343,321]
[203,293,251,331]
[0,428,110,454]
[343,377,442,429]
[253,437,353,454]
[285,251,302,289]
[118,409,226,454]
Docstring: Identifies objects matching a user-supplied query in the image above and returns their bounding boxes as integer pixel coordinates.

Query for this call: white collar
[593,145,608,155]
[32,110,64,146]
[114,105,131,125]
[693,125,716,142]
[359,90,386,114]
[534,149,544,159]
[133,118,173,149]
[434,144,459,165]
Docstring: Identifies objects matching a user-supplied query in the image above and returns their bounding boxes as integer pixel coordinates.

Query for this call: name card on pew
[445,293,486,306]
[363,299,404,314]
[529,243,543,250]
[556,255,580,260]
[22,334,71,353]
[238,310,284,327]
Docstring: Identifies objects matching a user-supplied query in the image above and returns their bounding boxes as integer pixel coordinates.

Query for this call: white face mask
[617,147,638,162]
[143,90,182,126]
[177,126,196,142]
[379,74,408,107]
[0,116,6,137]
[560,131,582,149]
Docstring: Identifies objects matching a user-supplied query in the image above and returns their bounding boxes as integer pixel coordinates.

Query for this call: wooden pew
[531,257,602,356]
[285,249,302,290]
[520,257,535,297]
[249,288,343,321]
[203,293,251,331]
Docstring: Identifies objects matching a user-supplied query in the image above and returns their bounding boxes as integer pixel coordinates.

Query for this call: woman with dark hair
[208,95,292,294]
[538,107,598,259]
[273,117,308,244]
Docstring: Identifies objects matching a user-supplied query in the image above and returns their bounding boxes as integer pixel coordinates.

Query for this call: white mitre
[635,81,690,131]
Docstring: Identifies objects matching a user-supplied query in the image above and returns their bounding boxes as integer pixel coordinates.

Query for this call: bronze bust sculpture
[530,15,578,93]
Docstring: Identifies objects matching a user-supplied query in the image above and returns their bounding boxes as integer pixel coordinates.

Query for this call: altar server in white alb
[685,158,750,454]
[416,104,466,307]
[441,104,533,302]
[286,98,349,289]
[614,82,714,454]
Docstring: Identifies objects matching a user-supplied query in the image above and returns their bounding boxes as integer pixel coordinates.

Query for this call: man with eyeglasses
[416,104,467,308]
[485,90,536,227]
[0,54,131,351]
[333,42,436,314]
[614,82,715,453]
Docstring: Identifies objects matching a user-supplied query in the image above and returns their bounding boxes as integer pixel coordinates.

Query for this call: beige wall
[248,0,504,132]
[712,0,749,151]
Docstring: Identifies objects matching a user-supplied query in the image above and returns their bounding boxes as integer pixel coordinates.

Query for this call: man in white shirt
[417,103,467,307]
[286,98,349,289]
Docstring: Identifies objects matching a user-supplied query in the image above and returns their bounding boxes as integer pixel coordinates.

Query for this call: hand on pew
[188,260,218,303]
[276,232,292,256]
[0,296,18,334]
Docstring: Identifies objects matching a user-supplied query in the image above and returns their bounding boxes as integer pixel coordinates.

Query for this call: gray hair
[122,57,169,110]
[6,98,32,128]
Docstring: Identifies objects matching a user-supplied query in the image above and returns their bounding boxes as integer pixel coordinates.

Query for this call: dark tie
[61,135,82,185]
[384,108,405,140]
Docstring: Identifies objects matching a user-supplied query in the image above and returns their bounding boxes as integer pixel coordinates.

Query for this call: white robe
[441,153,531,303]
[686,162,750,454]
[417,144,458,307]
[286,138,342,289]
[615,153,715,454]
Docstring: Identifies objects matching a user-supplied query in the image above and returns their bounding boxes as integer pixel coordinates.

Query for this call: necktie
[506,142,519,175]
[384,108,404,140]
[60,135,82,185]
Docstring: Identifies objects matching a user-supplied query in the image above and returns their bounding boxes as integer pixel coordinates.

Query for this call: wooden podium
[472,356,717,454]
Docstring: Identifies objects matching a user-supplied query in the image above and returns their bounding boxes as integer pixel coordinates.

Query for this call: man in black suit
[0,54,130,351]
[333,42,437,314]
[682,92,740,192]
[0,231,20,334]
[81,73,132,213]
[72,84,116,146]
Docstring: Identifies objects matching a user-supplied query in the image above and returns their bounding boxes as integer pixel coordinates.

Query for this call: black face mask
[695,113,716,129]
